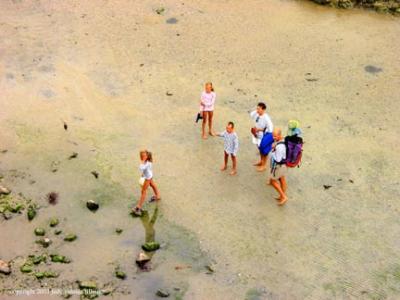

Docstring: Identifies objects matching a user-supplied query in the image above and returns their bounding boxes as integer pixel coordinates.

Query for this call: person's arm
[233,134,239,155]
[200,92,205,106]
[249,110,257,119]
[211,92,216,106]
[217,131,226,137]
[265,115,273,133]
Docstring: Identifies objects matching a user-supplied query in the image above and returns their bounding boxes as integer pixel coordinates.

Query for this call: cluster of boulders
[1,178,172,298]
[0,185,39,221]
[311,0,400,14]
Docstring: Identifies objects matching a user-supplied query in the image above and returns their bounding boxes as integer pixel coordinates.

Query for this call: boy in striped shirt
[217,122,239,176]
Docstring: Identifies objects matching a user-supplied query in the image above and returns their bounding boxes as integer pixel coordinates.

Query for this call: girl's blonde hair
[140,150,153,162]
[205,82,214,92]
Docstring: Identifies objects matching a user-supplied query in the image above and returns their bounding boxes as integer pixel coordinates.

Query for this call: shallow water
[1,0,400,299]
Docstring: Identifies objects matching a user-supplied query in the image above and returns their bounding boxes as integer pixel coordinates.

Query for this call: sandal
[149,196,161,203]
[131,207,143,217]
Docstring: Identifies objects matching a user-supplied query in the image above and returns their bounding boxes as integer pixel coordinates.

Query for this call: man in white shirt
[250,102,273,172]
[269,128,288,206]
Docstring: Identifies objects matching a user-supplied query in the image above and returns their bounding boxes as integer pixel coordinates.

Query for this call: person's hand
[251,127,257,137]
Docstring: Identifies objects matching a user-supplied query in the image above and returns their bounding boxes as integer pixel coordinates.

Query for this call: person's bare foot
[230,170,237,176]
[209,131,216,137]
[202,134,208,139]
[253,162,262,166]
[256,166,267,172]
[277,197,287,206]
[220,165,227,171]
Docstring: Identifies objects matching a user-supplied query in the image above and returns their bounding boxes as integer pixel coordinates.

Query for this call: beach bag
[259,132,274,156]
[284,135,303,168]
[195,112,203,123]
[138,177,145,186]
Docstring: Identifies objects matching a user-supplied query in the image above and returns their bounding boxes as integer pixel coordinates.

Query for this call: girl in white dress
[132,150,161,216]
[200,82,216,139]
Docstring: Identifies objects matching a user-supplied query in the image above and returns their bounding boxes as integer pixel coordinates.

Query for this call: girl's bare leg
[230,155,237,175]
[221,151,228,171]
[208,111,215,136]
[149,179,161,199]
[202,112,208,139]
[136,180,150,209]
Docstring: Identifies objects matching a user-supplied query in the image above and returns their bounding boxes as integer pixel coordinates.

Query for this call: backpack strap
[273,141,286,165]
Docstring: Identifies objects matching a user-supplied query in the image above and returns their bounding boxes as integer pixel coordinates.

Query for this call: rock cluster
[311,0,400,14]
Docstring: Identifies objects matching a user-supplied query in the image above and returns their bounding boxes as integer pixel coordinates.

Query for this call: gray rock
[0,260,11,275]
[155,7,165,15]
[135,252,150,268]
[0,185,11,195]
[156,289,170,298]
[86,200,99,211]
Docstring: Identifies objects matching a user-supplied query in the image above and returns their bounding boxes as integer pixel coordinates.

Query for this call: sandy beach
[1,0,400,299]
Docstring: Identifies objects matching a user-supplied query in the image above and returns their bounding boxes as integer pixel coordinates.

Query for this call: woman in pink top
[200,82,216,139]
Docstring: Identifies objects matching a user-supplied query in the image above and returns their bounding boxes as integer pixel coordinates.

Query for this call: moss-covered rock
[64,234,77,242]
[310,0,400,14]
[142,241,160,252]
[34,270,58,279]
[8,202,24,213]
[78,280,98,290]
[34,271,45,279]
[27,204,37,221]
[34,228,46,236]
[43,271,58,278]
[49,218,59,227]
[54,229,62,235]
[30,255,47,265]
[50,254,71,263]
[35,238,52,248]
[115,269,126,279]
[20,262,33,273]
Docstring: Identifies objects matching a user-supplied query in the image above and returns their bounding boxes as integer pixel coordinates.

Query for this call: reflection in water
[136,204,159,271]
[141,204,158,243]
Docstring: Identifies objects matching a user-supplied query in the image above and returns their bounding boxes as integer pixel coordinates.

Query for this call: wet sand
[1,0,400,299]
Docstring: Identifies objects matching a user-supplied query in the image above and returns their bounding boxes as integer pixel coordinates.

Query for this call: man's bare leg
[257,155,267,172]
[270,179,287,205]
[279,177,287,193]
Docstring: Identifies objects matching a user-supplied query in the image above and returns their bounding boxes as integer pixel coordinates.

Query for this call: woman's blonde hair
[140,150,153,162]
[205,82,214,92]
